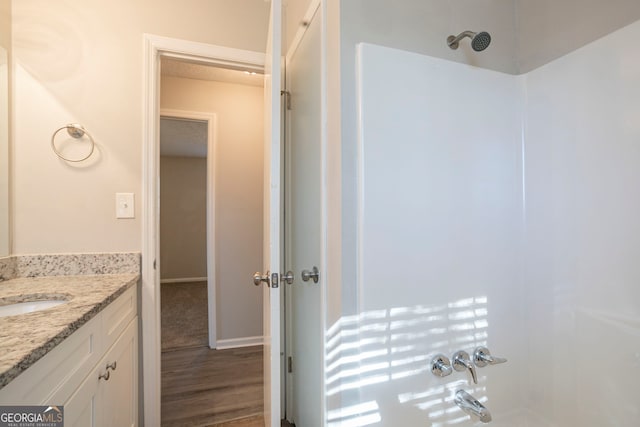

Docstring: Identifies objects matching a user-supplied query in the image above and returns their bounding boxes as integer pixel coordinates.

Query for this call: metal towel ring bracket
[51,123,96,162]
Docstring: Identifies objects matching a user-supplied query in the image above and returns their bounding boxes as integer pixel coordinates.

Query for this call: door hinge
[153,259,156,270]
[281,90,292,110]
[288,356,293,373]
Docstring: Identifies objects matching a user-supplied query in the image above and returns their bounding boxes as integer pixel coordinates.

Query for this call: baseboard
[216,336,264,350]
[160,277,207,284]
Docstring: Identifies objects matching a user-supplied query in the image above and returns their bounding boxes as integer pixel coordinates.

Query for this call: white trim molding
[142,33,265,427]
[216,336,264,350]
[145,34,265,71]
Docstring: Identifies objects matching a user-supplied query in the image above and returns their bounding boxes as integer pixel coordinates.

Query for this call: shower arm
[447,31,476,48]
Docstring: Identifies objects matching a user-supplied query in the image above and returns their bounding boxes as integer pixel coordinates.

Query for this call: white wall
[335,0,520,333]
[327,2,521,422]
[339,43,524,427]
[328,5,640,358]
[159,156,207,280]
[161,75,264,342]
[523,20,640,426]
[326,4,519,417]
[11,0,269,254]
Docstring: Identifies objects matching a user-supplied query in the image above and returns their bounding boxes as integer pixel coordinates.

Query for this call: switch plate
[116,193,135,219]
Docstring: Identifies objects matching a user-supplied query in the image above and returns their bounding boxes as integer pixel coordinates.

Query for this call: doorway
[158,59,265,426]
[146,41,268,425]
[142,29,291,426]
[159,113,214,352]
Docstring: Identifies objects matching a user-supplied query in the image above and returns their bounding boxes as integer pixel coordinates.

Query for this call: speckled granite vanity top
[0,274,138,388]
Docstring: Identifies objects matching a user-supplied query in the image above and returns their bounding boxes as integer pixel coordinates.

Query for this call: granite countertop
[0,274,138,388]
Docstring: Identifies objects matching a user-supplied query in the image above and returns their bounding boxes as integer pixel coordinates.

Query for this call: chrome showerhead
[447,31,492,52]
[470,31,491,51]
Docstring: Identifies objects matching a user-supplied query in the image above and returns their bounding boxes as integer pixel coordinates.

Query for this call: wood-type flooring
[211,416,295,427]
[160,283,294,427]
[161,345,263,426]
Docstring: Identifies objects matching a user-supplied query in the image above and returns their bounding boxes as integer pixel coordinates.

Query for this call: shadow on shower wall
[325,296,493,426]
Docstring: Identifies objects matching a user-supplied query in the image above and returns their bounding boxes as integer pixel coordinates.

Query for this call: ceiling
[161,58,263,87]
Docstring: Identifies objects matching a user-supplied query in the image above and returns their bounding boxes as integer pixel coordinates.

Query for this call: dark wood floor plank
[212,415,264,427]
[161,345,264,427]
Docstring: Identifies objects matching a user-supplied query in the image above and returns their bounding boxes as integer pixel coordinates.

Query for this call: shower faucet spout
[454,390,492,423]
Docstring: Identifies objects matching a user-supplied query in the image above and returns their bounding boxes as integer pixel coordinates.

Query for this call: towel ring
[51,123,96,162]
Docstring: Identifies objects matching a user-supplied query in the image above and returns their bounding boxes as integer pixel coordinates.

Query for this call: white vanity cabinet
[64,319,137,427]
[0,286,138,427]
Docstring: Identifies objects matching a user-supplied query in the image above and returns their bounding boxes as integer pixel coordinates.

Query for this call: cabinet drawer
[101,286,136,352]
[0,314,103,405]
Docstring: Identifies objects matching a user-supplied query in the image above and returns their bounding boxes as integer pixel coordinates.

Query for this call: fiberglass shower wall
[329,1,640,426]
[326,2,522,423]
[349,43,525,427]
[522,22,640,426]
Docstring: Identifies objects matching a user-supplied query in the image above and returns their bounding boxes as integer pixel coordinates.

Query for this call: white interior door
[284,9,322,426]
[263,0,282,426]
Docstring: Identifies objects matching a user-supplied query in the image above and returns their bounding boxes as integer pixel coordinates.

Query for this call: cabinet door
[64,365,102,427]
[64,317,137,427]
[102,318,137,427]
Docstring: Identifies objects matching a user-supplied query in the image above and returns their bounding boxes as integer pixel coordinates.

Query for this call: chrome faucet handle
[430,354,453,378]
[473,346,507,367]
[452,350,477,384]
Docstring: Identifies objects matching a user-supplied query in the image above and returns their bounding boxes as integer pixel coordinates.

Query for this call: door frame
[159,109,218,349]
[142,34,265,426]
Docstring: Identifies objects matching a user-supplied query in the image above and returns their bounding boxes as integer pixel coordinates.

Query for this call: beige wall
[341,0,519,75]
[11,0,269,254]
[0,0,9,49]
[516,0,640,73]
[161,75,264,341]
[0,0,10,257]
[160,156,207,280]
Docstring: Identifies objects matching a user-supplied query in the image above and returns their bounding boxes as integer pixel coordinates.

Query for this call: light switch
[116,193,135,219]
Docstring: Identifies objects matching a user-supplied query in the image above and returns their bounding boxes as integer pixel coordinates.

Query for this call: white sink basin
[0,299,68,317]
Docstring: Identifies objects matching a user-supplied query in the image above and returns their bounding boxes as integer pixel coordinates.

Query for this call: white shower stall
[319,3,640,425]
